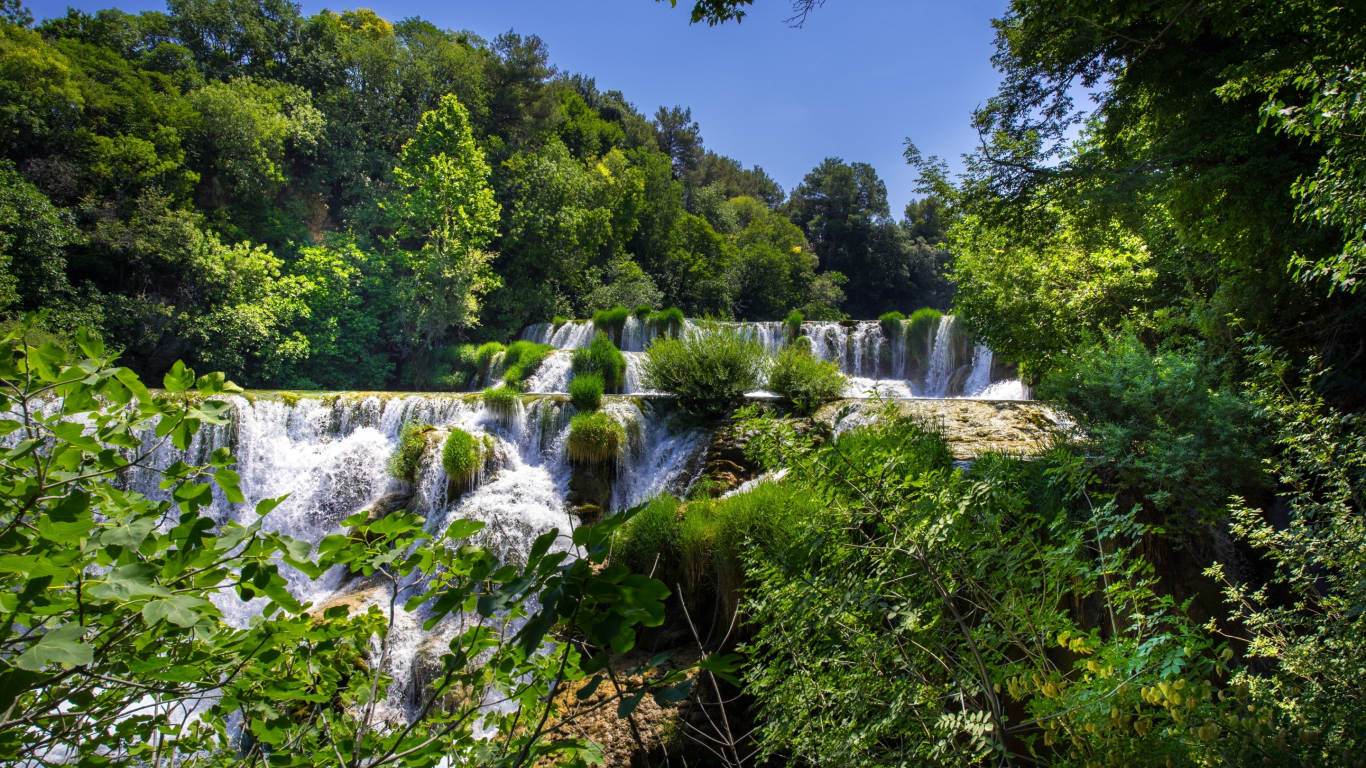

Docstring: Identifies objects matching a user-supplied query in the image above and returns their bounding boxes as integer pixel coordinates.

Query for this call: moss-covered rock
[566,411,624,467]
[441,427,483,488]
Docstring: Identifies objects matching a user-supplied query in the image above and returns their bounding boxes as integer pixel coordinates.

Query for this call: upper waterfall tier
[519,316,1025,399]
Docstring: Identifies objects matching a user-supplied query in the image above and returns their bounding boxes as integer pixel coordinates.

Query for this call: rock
[813,398,1061,459]
[571,504,603,524]
[699,424,762,495]
[568,466,612,511]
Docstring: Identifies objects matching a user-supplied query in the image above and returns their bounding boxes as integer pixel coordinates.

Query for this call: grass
[592,305,631,338]
[475,342,505,372]
[879,311,905,334]
[767,342,847,414]
[566,411,624,467]
[497,341,553,388]
[648,307,685,338]
[906,308,945,366]
[552,315,570,329]
[482,385,520,422]
[784,309,803,340]
[441,427,482,488]
[571,332,626,393]
[569,372,604,412]
[640,320,766,419]
[389,422,435,482]
[633,304,653,319]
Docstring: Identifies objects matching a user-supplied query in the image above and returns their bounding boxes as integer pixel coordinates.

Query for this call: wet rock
[571,504,603,524]
[568,466,612,511]
[699,424,762,495]
[813,398,1061,459]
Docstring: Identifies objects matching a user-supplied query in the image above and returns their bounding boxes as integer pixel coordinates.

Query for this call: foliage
[388,420,434,482]
[648,306,684,337]
[440,426,482,487]
[633,303,652,319]
[782,309,802,340]
[482,384,519,421]
[1208,348,1366,763]
[496,340,553,388]
[552,315,570,329]
[0,315,693,768]
[566,410,624,467]
[571,331,625,393]
[877,310,903,324]
[735,406,1242,767]
[569,371,604,412]
[475,341,504,371]
[592,304,630,336]
[1036,329,1266,516]
[640,320,765,419]
[766,342,846,414]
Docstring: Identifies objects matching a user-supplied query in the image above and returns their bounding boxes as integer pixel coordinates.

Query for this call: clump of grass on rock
[482,385,520,423]
[389,422,435,482]
[641,320,765,420]
[571,332,626,393]
[496,340,553,388]
[569,372,604,412]
[566,411,624,467]
[768,342,847,415]
[441,427,483,488]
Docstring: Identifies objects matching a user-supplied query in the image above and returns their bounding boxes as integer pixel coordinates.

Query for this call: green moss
[441,427,483,488]
[571,332,626,393]
[482,385,520,422]
[767,343,847,415]
[498,341,553,388]
[570,372,604,412]
[552,315,570,329]
[566,411,625,467]
[592,305,630,336]
[784,309,804,341]
[633,304,653,319]
[649,307,685,338]
[389,421,435,482]
[475,342,505,372]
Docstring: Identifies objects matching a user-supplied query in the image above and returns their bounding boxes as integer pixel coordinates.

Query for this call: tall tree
[652,104,703,179]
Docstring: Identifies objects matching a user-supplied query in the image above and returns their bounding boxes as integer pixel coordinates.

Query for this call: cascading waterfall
[522,313,1023,400]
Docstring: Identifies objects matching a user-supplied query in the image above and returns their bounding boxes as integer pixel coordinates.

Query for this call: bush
[426,343,479,391]
[389,421,435,482]
[571,332,626,392]
[592,305,630,338]
[633,304,653,319]
[641,320,766,419]
[497,341,553,388]
[566,411,624,467]
[648,306,685,338]
[767,343,847,414]
[878,311,905,335]
[552,315,570,329]
[441,427,483,487]
[482,385,520,422]
[569,372,604,412]
[783,309,803,340]
[475,341,505,371]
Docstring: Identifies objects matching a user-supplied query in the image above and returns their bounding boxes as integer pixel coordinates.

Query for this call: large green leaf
[15,624,94,670]
[142,595,208,627]
[87,564,171,601]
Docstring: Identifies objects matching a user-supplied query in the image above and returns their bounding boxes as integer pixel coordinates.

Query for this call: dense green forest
[0,0,950,389]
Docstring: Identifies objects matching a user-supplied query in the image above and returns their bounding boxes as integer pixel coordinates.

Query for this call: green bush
[641,320,766,419]
[482,385,520,422]
[906,308,944,366]
[426,344,480,391]
[633,304,653,319]
[648,306,685,338]
[566,411,624,466]
[497,341,553,388]
[475,341,505,371]
[552,315,570,329]
[592,305,630,338]
[389,421,435,482]
[441,427,483,487]
[783,309,803,340]
[907,307,942,326]
[569,372,604,412]
[571,332,626,393]
[878,311,905,335]
[767,343,847,414]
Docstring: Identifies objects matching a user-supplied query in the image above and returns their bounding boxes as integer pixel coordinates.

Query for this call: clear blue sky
[25,0,1009,216]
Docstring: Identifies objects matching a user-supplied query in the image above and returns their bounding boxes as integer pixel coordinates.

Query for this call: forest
[4,0,1366,767]
[0,0,950,389]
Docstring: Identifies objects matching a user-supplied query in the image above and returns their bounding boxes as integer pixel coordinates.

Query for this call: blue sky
[26,0,1009,215]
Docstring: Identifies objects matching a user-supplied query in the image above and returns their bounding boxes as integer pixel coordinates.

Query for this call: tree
[392,93,501,348]
[652,104,703,179]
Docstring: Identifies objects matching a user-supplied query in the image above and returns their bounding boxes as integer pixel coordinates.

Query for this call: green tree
[392,93,501,348]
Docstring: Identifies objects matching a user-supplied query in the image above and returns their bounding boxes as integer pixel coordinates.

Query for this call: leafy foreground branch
[0,314,703,768]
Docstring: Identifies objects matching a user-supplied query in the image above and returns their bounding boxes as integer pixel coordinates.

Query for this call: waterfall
[964,345,993,397]
[923,316,957,398]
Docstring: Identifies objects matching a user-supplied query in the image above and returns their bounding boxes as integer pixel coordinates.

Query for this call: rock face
[813,398,1061,458]
[699,422,762,495]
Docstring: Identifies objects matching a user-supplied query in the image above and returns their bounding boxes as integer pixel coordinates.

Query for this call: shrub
[783,309,803,341]
[566,411,624,466]
[906,308,944,365]
[592,305,630,338]
[879,311,905,335]
[648,306,685,338]
[497,341,553,388]
[389,421,435,482]
[428,344,479,391]
[475,341,505,371]
[482,385,520,422]
[767,343,847,414]
[569,372,604,412]
[633,304,653,319]
[571,332,626,392]
[552,315,570,329]
[441,427,483,487]
[641,320,766,419]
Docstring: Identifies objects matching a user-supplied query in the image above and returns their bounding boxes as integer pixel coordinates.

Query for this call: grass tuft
[784,309,803,340]
[571,333,626,393]
[767,342,847,414]
[482,385,520,422]
[633,304,653,319]
[648,307,685,338]
[497,341,553,388]
[641,320,766,419]
[566,411,624,467]
[389,422,435,483]
[441,427,483,488]
[552,315,570,330]
[569,372,604,412]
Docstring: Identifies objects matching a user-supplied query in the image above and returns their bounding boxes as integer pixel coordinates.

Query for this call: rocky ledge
[813,398,1061,459]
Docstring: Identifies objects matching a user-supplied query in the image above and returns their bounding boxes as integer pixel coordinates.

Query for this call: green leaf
[616,692,644,718]
[49,421,101,453]
[446,518,485,540]
[75,327,105,360]
[101,517,157,550]
[87,564,171,601]
[653,678,692,705]
[15,624,94,670]
[213,468,244,503]
[698,653,743,686]
[164,360,195,393]
[114,367,155,406]
[143,595,208,627]
[196,371,226,395]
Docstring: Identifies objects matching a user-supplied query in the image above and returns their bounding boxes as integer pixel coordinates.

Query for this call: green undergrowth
[571,333,626,393]
[569,372,604,412]
[482,385,520,422]
[441,427,483,488]
[389,422,436,482]
[767,343,846,415]
[640,320,765,420]
[647,307,685,337]
[783,309,803,341]
[496,341,553,388]
[566,411,624,467]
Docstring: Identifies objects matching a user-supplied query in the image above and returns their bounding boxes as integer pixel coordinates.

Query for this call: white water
[922,316,958,398]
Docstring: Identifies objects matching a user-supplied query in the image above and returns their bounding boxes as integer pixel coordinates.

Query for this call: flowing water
[521,315,1022,399]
